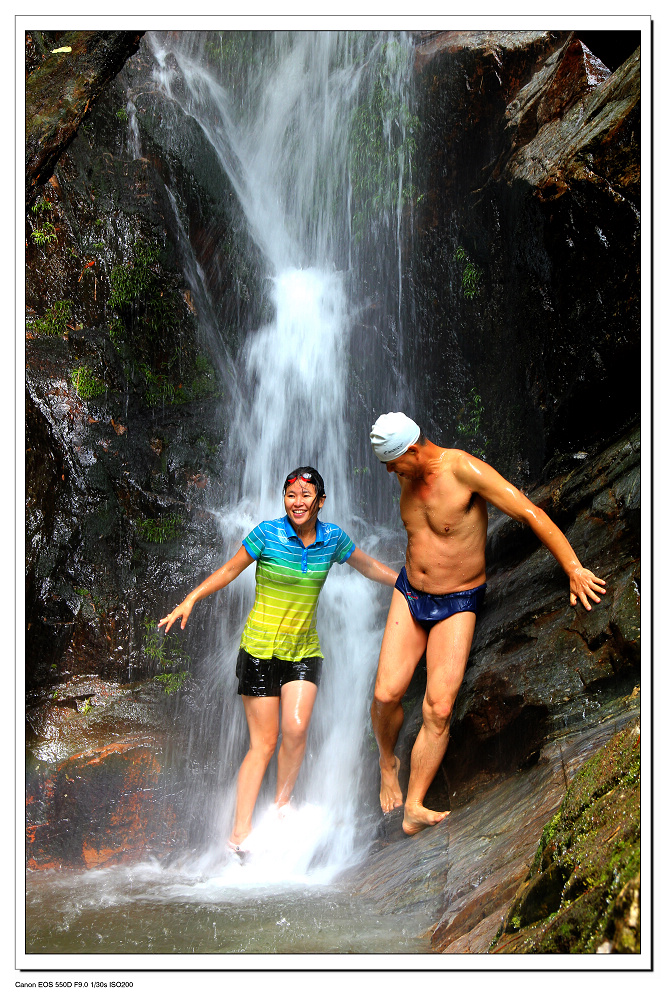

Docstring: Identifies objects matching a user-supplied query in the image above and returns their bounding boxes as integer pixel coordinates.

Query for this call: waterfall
[146,30,417,881]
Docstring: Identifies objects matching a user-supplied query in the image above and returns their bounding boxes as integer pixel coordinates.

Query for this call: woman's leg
[275,680,318,809]
[231,694,280,844]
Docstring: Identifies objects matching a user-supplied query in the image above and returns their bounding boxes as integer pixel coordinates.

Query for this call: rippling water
[26,861,431,955]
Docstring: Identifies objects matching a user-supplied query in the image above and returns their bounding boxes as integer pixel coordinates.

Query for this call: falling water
[146,31,418,881]
[24,31,425,957]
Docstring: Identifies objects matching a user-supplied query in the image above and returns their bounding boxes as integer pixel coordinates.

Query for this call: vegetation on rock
[490,719,640,953]
[71,364,106,399]
[348,41,420,239]
[27,299,73,338]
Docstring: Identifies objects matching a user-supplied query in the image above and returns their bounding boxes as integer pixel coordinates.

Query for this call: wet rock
[27,736,186,869]
[410,30,640,478]
[26,677,193,869]
[350,700,639,954]
[24,33,263,685]
[26,31,144,204]
[498,38,637,196]
[490,718,640,953]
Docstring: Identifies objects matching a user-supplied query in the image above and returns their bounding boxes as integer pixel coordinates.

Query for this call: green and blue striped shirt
[240,516,355,660]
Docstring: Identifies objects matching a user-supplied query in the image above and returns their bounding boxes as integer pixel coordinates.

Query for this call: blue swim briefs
[395,566,486,628]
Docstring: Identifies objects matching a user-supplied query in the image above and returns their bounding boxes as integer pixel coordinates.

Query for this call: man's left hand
[570,567,606,610]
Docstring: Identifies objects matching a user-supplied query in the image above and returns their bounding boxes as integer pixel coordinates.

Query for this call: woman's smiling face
[283,478,324,532]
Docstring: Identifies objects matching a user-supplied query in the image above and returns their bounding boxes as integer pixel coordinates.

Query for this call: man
[369,412,606,836]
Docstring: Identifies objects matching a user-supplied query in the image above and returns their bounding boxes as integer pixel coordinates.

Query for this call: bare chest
[400,478,482,538]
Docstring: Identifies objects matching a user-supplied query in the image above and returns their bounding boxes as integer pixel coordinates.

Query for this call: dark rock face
[25,31,144,204]
[409,31,640,481]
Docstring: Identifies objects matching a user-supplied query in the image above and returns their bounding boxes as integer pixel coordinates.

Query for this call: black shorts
[235,648,323,697]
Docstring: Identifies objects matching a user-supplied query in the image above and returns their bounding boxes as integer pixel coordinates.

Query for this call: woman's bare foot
[379,755,403,813]
[230,823,251,846]
[227,837,251,863]
[402,802,450,836]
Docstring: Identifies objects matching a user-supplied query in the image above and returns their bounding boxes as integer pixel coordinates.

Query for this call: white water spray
[148,30,416,881]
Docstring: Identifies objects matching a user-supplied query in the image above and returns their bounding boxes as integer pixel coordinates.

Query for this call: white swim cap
[370,412,421,462]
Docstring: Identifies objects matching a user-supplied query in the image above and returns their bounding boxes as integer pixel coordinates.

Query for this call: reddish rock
[26,736,186,869]
[499,37,639,200]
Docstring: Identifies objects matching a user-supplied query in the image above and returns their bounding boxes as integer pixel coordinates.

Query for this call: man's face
[384,447,419,478]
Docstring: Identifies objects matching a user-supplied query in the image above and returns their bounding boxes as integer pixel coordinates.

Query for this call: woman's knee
[280,716,309,749]
[249,731,279,759]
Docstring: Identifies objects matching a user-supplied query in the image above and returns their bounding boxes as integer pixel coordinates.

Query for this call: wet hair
[283,466,326,500]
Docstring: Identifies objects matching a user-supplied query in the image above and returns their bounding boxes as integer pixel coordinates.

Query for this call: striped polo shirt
[239,515,355,661]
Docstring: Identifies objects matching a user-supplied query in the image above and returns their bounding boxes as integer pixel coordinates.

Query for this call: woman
[159,466,397,856]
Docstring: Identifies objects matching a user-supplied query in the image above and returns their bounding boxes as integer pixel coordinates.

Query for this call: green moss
[136,514,182,543]
[153,670,191,695]
[491,722,641,954]
[108,239,219,408]
[348,42,420,238]
[71,365,105,399]
[454,246,483,298]
[456,387,489,460]
[141,618,191,688]
[139,353,219,409]
[109,239,178,343]
[560,726,641,825]
[30,197,54,215]
[206,30,262,87]
[28,299,72,337]
[529,809,563,878]
[30,221,58,246]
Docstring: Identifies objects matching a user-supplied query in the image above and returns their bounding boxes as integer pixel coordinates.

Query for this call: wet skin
[372,440,606,835]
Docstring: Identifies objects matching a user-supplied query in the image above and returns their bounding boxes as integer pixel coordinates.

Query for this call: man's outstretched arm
[454,452,606,610]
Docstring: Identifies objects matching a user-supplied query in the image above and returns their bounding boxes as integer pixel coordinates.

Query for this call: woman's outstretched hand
[158,598,194,633]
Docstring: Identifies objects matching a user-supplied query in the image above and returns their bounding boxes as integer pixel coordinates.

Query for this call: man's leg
[231,694,280,844]
[402,610,476,835]
[275,679,318,809]
[371,588,427,813]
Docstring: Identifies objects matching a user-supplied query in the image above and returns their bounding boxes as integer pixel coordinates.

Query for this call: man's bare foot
[379,755,403,813]
[402,803,450,835]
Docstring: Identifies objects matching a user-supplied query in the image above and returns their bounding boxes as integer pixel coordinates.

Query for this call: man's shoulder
[429,449,497,493]
[429,447,467,479]
[442,448,492,476]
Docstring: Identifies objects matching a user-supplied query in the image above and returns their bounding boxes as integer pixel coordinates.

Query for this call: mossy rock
[491,719,640,953]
